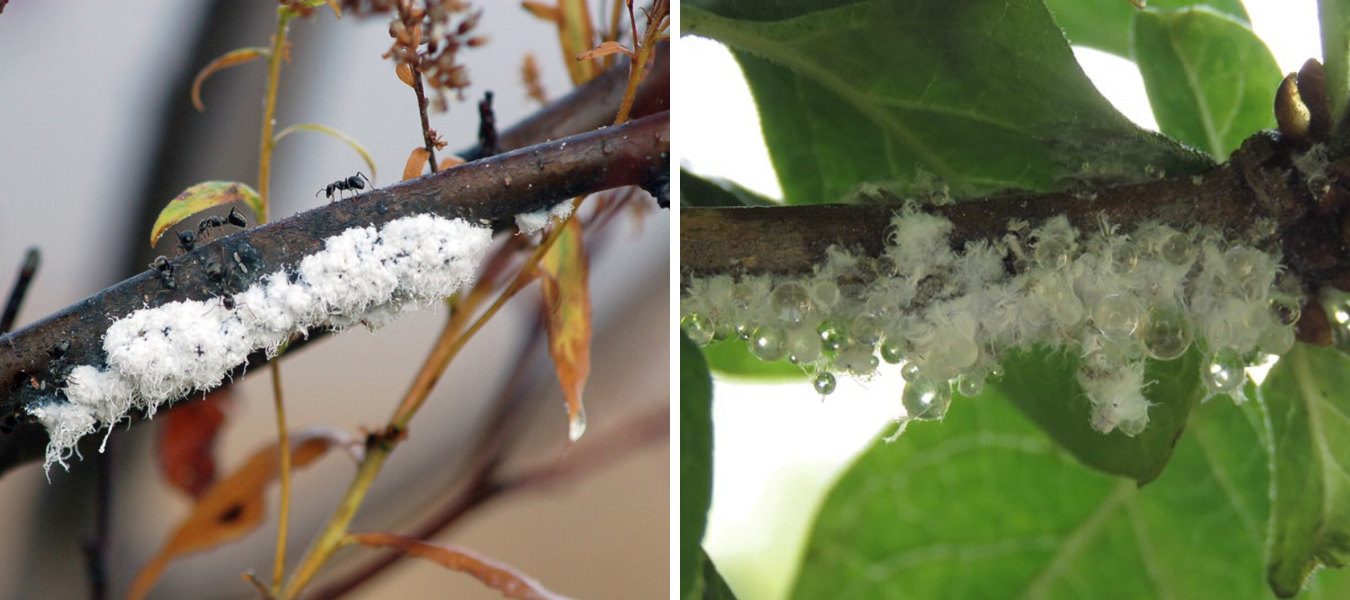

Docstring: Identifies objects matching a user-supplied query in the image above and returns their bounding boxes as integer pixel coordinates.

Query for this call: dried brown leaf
[348,532,574,600]
[538,216,591,443]
[577,40,633,61]
[128,427,357,600]
[157,388,233,498]
[404,147,431,181]
[191,47,269,111]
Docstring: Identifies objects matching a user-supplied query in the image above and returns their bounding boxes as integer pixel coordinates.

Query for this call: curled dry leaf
[158,387,234,498]
[128,427,360,600]
[150,181,263,247]
[347,532,574,600]
[396,62,416,88]
[577,40,634,61]
[403,147,431,181]
[538,216,591,443]
[439,156,467,170]
[272,123,378,182]
[191,47,269,111]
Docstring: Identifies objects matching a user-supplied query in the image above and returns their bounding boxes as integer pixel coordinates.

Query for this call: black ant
[176,230,196,254]
[149,255,176,290]
[317,172,372,201]
[197,207,249,243]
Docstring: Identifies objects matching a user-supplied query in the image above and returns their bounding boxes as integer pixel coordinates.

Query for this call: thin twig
[270,360,291,596]
[413,68,440,173]
[0,248,39,335]
[81,441,112,600]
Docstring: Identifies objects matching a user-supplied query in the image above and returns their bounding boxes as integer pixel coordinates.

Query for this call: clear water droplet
[901,362,921,382]
[903,378,952,421]
[1142,304,1193,360]
[749,326,787,362]
[880,339,905,364]
[770,282,814,325]
[567,405,587,442]
[818,321,843,352]
[735,323,752,341]
[1114,245,1139,273]
[1204,348,1246,393]
[1093,294,1141,341]
[1258,324,1296,356]
[850,313,883,345]
[1270,295,1302,326]
[787,326,823,364]
[812,280,841,308]
[1034,237,1070,270]
[957,374,984,397]
[1161,232,1194,266]
[813,372,837,396]
[680,313,715,346]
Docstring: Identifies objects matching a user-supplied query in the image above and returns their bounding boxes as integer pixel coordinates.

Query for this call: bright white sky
[681,2,1322,598]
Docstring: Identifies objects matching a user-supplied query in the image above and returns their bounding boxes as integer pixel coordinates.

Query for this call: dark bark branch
[682,132,1350,299]
[0,111,668,473]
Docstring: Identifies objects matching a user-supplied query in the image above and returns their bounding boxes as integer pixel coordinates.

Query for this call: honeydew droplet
[1034,238,1070,270]
[813,280,841,308]
[874,256,898,277]
[786,326,823,364]
[922,335,978,381]
[813,372,837,396]
[680,313,715,346]
[880,339,905,364]
[957,374,985,397]
[735,323,752,341]
[770,282,814,325]
[749,326,787,362]
[851,313,883,345]
[1141,304,1193,360]
[902,378,952,421]
[1204,348,1246,393]
[1161,232,1195,266]
[1114,245,1139,273]
[568,405,587,442]
[818,321,843,352]
[1092,294,1141,341]
[1270,295,1302,326]
[901,362,921,382]
[1258,324,1296,356]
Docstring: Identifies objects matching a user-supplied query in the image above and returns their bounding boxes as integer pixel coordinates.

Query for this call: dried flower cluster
[345,0,485,111]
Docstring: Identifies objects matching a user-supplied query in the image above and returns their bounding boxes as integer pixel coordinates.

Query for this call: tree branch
[0,111,668,474]
[682,132,1350,300]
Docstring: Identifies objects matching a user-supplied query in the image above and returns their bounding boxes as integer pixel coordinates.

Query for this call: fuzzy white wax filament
[682,208,1299,437]
[30,214,493,473]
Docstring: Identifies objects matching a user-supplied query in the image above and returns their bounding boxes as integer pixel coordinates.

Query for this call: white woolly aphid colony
[27,209,570,473]
[681,208,1301,437]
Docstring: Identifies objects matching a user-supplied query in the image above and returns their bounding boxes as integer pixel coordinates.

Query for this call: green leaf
[1042,0,1247,58]
[702,339,808,381]
[990,347,1204,485]
[1132,7,1281,160]
[793,379,1350,599]
[151,181,263,248]
[1261,344,1350,597]
[681,168,779,207]
[1322,0,1350,126]
[273,123,378,184]
[689,548,740,600]
[684,0,1213,206]
[682,333,716,599]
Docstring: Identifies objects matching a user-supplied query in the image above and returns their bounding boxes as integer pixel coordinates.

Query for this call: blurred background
[0,1,668,598]
[680,1,1319,598]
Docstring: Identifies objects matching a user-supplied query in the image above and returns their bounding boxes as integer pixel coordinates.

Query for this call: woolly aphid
[29,213,500,474]
[682,208,1298,437]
